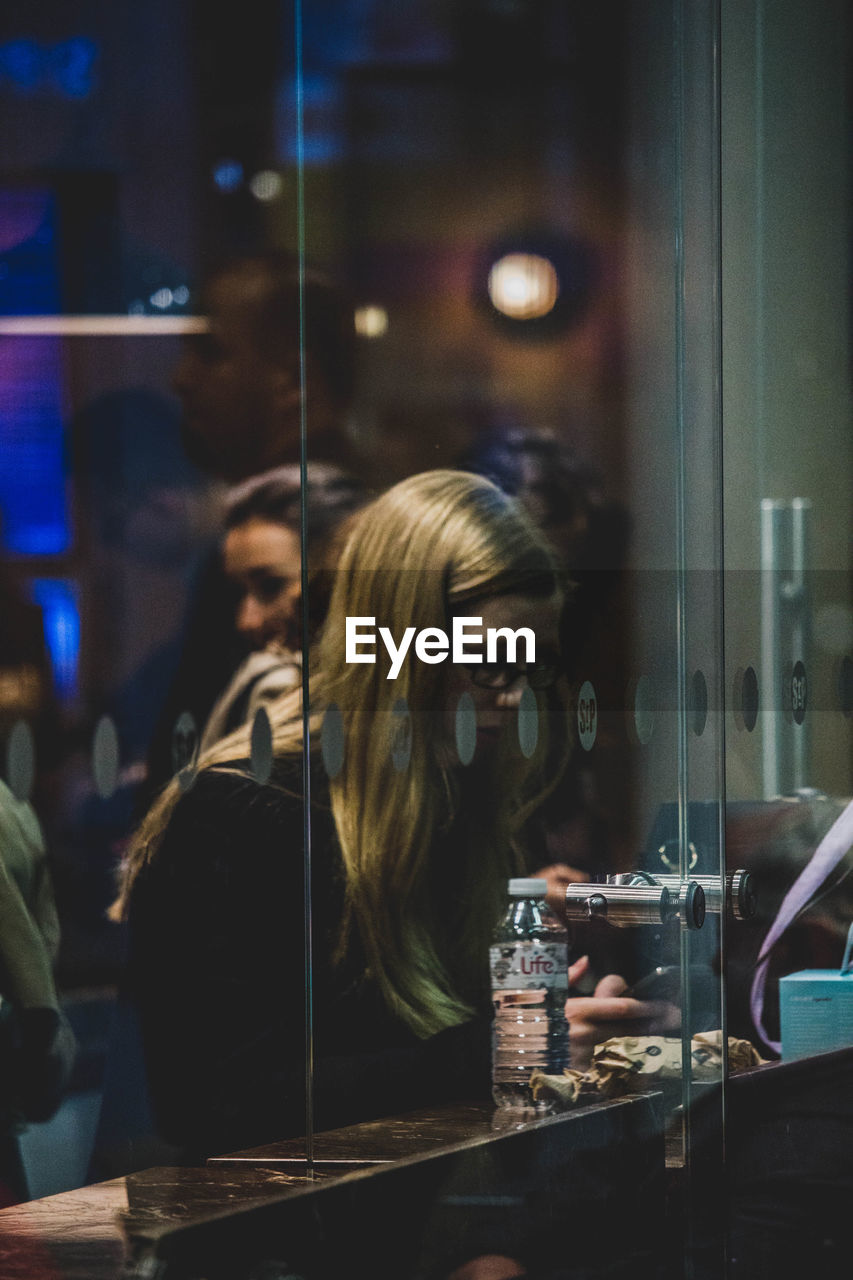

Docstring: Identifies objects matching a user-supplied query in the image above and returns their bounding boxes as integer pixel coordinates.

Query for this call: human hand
[564,956,680,1071]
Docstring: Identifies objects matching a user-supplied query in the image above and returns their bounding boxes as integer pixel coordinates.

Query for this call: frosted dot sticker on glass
[172,711,199,792]
[455,691,477,766]
[250,707,273,784]
[577,680,597,752]
[735,666,759,733]
[390,698,412,773]
[517,685,538,759]
[6,719,35,803]
[790,661,807,726]
[632,675,655,746]
[92,715,120,800]
[690,670,709,737]
[321,702,345,778]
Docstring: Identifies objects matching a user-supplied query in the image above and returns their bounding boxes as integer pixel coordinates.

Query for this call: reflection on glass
[656,837,698,875]
[92,714,120,800]
[5,718,35,803]
[0,0,839,1273]
[576,680,597,752]
[114,470,566,1167]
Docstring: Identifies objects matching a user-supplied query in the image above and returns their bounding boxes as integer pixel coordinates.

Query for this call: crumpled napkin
[530,1030,765,1108]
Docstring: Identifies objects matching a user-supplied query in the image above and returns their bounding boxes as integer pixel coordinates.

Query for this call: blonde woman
[116,470,569,1159]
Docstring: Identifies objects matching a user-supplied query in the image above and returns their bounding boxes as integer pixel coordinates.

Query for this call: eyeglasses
[464,658,563,691]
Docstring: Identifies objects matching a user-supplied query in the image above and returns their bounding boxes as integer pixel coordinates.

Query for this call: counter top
[208,1100,523,1170]
[0,1096,659,1279]
[0,1164,328,1280]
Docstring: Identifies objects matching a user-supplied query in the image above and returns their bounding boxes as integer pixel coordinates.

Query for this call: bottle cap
[508,878,548,897]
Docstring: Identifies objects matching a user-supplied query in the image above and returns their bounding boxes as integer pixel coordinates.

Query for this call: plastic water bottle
[490,877,569,1109]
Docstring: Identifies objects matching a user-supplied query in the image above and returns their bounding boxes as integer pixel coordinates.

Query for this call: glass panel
[622,7,726,1270]
[0,0,311,1196]
[11,2,850,1277]
[297,2,726,1275]
[721,0,853,1270]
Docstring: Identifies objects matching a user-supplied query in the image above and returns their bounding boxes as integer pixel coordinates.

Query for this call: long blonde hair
[118,470,565,1037]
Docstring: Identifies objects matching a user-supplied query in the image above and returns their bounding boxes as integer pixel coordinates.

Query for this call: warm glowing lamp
[354,305,389,338]
[487,252,560,320]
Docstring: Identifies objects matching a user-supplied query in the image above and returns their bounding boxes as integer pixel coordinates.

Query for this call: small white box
[779,969,853,1061]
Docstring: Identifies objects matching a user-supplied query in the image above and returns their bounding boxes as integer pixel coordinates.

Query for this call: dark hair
[224,463,367,545]
[224,463,369,638]
[456,425,599,534]
[209,252,356,411]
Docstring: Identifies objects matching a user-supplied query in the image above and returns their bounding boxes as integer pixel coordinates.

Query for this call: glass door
[296,1,728,1276]
[2,1,848,1275]
[720,0,853,1273]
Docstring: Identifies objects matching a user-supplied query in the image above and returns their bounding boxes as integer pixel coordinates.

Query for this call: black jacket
[126,761,491,1159]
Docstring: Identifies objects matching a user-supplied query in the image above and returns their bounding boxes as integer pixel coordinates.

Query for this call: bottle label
[490,942,568,991]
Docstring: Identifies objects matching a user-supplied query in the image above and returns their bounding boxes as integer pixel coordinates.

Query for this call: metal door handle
[651,870,756,920]
[606,869,756,920]
[563,880,705,930]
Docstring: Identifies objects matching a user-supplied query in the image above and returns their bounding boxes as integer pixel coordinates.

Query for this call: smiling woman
[198,463,367,751]
[114,470,571,1159]
[224,518,302,650]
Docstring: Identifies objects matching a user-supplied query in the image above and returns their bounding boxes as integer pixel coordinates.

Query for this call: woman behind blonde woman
[116,470,570,1159]
[199,462,367,752]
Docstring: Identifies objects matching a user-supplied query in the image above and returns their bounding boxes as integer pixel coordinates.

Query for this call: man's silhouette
[145,252,361,795]
[172,252,359,481]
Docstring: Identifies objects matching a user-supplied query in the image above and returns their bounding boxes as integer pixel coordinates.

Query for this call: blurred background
[0,0,849,1210]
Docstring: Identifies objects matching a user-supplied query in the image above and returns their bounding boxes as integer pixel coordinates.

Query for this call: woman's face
[223,516,302,650]
[442,591,563,758]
